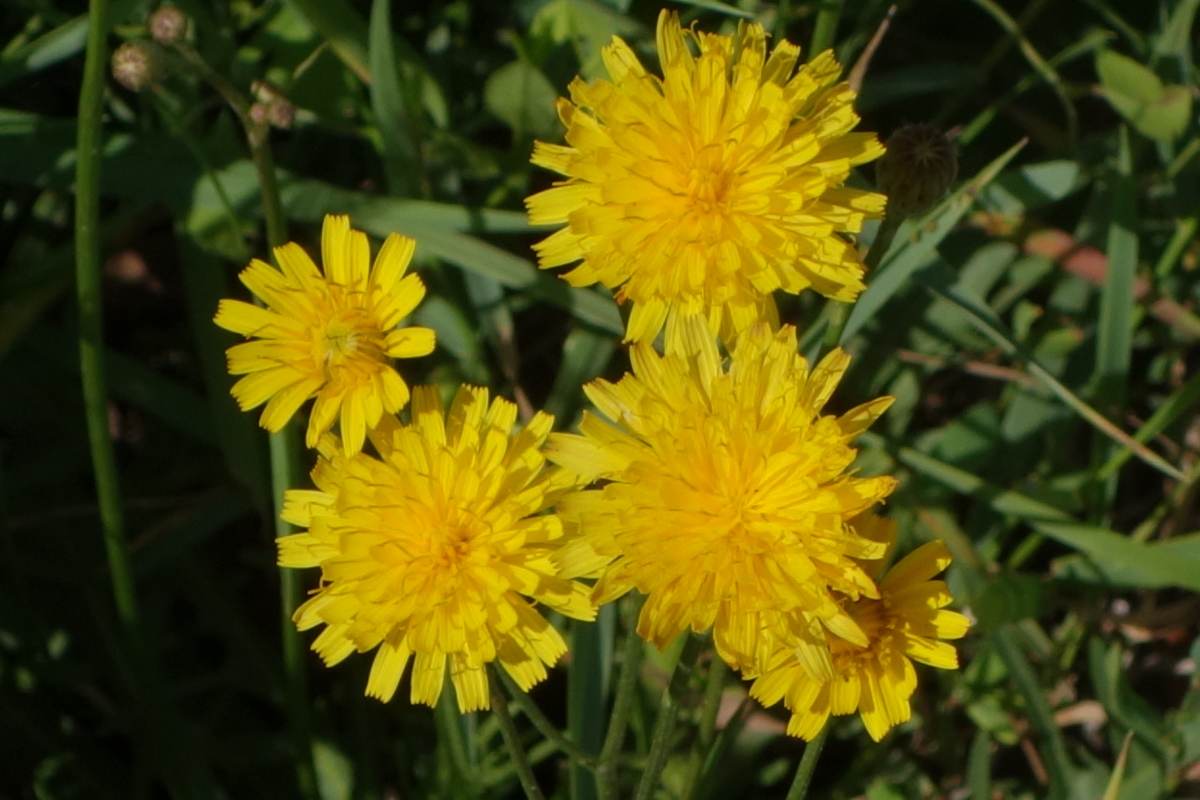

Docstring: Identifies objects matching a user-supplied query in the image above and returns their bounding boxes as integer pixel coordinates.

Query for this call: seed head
[149,5,187,44]
[111,41,163,93]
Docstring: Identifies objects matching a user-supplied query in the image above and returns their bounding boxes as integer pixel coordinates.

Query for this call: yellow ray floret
[547,322,896,675]
[277,385,595,712]
[750,534,970,741]
[525,10,885,352]
[214,214,436,455]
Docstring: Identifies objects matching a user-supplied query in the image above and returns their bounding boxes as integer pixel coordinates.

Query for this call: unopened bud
[149,5,187,44]
[266,100,295,129]
[875,124,958,221]
[111,41,164,92]
[249,102,269,125]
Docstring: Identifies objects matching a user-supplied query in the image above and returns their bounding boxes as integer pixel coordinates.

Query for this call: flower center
[318,308,387,377]
[685,165,733,215]
[831,597,892,669]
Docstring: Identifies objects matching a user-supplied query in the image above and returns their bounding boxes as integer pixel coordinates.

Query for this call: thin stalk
[679,655,728,800]
[807,0,843,58]
[632,633,707,800]
[76,5,195,798]
[259,116,318,800]
[497,669,596,768]
[175,42,316,798]
[597,596,646,800]
[823,216,902,352]
[784,723,830,800]
[77,0,133,638]
[490,668,547,800]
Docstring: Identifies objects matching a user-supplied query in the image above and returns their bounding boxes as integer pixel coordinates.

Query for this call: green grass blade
[1096,366,1200,480]
[569,606,614,800]
[990,628,1073,800]
[921,278,1185,481]
[840,139,1026,343]
[870,436,1200,591]
[1094,125,1136,416]
[543,327,617,424]
[286,0,371,83]
[279,177,536,232]
[0,14,88,88]
[1102,732,1134,800]
[368,0,420,196]
[966,0,1077,145]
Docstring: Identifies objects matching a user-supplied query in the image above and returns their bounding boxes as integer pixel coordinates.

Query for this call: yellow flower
[526,10,885,352]
[749,530,970,741]
[548,322,896,674]
[277,385,595,712]
[214,214,435,455]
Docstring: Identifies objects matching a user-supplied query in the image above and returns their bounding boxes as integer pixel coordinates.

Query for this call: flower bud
[266,100,296,129]
[149,5,187,44]
[875,124,958,221]
[111,41,164,93]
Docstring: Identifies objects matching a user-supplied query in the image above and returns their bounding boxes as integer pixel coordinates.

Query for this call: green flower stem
[497,669,597,768]
[76,4,196,797]
[632,633,707,800]
[597,596,646,800]
[77,0,132,640]
[174,41,317,799]
[679,654,728,800]
[807,0,843,57]
[490,668,547,800]
[784,722,830,800]
[822,216,902,353]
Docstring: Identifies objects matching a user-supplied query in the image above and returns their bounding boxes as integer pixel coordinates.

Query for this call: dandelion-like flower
[526,10,885,351]
[750,521,970,741]
[548,322,896,673]
[277,386,596,712]
[214,214,435,455]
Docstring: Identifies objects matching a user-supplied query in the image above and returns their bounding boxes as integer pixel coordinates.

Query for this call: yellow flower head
[526,10,885,352]
[750,532,970,741]
[214,215,436,455]
[548,322,896,673]
[277,386,596,712]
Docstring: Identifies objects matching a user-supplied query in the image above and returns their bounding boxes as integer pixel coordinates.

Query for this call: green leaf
[530,0,641,79]
[368,0,420,195]
[973,573,1044,631]
[0,15,88,88]
[1153,0,1200,60]
[1096,49,1192,142]
[1093,125,1137,466]
[484,61,561,140]
[877,437,1200,592]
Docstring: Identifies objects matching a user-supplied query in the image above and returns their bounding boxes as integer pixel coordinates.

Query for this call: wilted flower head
[548,322,896,673]
[278,386,595,711]
[214,215,435,455]
[526,10,885,352]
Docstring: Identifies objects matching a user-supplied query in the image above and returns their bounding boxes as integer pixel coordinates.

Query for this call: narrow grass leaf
[1096,364,1200,480]
[0,15,88,88]
[990,627,1073,800]
[875,435,1200,591]
[1102,732,1134,800]
[920,277,1185,481]
[543,327,617,423]
[368,0,419,196]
